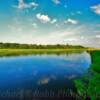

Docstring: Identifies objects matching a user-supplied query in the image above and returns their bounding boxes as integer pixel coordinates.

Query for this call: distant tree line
[0,42,85,49]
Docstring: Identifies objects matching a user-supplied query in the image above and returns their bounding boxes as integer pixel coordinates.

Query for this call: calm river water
[0,51,91,99]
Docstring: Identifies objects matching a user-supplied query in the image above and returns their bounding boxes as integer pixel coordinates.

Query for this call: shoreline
[0,48,99,56]
[0,48,85,56]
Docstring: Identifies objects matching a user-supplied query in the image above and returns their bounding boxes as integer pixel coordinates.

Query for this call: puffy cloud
[15,0,38,9]
[52,0,60,4]
[65,18,78,24]
[91,4,100,15]
[36,13,57,24]
[36,13,51,23]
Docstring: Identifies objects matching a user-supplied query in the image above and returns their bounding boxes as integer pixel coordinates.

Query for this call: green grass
[0,48,87,56]
[90,51,100,73]
[75,50,100,100]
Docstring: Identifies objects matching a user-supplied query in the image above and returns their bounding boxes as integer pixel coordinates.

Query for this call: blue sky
[0,0,100,47]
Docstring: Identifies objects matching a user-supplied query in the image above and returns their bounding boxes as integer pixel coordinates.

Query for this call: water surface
[0,52,91,98]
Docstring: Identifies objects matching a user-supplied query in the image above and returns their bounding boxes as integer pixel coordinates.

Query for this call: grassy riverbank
[0,43,89,56]
[0,48,88,56]
[75,50,100,100]
[90,51,100,73]
[0,42,97,56]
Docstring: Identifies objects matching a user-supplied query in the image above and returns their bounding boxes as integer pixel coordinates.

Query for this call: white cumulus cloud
[91,4,100,15]
[36,13,57,24]
[36,13,51,23]
[14,0,38,9]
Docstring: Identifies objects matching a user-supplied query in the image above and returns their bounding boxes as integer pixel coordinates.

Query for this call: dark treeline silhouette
[0,42,85,49]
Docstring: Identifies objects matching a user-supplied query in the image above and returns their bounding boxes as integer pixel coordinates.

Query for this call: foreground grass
[0,48,89,56]
[75,50,100,100]
[90,51,100,73]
